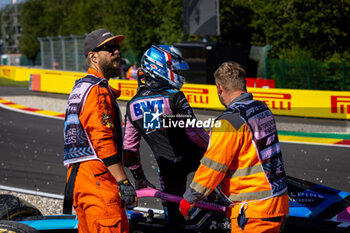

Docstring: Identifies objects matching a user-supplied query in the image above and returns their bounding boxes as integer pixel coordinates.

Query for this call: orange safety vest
[185,93,289,219]
[126,66,138,80]
[64,68,123,167]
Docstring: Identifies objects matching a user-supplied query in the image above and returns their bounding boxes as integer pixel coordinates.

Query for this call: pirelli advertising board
[1,66,349,120]
[111,80,350,120]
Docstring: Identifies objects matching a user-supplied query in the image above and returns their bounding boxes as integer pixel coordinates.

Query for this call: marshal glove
[117,179,138,208]
[179,198,195,220]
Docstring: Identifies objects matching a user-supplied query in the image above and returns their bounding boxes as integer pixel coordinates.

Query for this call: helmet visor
[172,60,189,70]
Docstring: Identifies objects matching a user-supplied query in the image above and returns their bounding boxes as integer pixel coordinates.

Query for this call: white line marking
[0,185,64,199]
[280,140,350,148]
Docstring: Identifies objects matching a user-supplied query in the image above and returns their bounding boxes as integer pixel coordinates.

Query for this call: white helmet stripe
[164,51,174,82]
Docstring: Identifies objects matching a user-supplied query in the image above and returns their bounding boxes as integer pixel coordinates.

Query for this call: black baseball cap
[83,28,124,57]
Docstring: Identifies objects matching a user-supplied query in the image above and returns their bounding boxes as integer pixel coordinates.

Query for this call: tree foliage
[248,0,350,60]
[19,0,72,59]
[219,0,255,44]
[19,0,184,61]
[18,0,350,62]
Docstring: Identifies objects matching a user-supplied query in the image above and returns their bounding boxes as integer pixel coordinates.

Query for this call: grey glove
[117,179,137,207]
[130,166,156,190]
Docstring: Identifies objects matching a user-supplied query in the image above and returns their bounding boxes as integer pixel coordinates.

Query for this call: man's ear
[88,52,97,63]
[216,82,223,95]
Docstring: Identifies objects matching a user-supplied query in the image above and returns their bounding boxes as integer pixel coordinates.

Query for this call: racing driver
[123,45,209,225]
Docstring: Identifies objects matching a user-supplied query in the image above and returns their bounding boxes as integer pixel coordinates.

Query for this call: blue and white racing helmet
[141,45,189,90]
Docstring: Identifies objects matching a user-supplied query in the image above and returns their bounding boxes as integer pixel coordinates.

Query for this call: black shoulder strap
[63,163,80,214]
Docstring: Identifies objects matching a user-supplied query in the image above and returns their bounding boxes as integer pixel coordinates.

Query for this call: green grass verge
[278,130,350,140]
[0,77,29,87]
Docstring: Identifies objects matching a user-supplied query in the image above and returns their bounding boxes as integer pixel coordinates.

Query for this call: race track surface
[0,107,65,193]
[1,102,350,189]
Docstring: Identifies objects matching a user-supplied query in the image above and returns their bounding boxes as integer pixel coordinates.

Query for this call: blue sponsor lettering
[134,99,164,117]
[133,103,143,117]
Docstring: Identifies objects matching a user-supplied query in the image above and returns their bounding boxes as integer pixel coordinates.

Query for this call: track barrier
[1,65,350,120]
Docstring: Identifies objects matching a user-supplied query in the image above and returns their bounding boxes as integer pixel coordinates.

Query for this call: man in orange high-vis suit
[126,62,138,80]
[180,61,289,233]
[63,28,137,233]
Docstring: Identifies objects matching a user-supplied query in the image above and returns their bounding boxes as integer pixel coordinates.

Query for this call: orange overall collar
[88,67,105,79]
[87,67,121,98]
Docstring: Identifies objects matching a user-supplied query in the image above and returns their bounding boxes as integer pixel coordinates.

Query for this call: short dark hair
[214,61,247,92]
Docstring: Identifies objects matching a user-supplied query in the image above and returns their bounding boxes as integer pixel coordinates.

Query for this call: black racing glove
[130,166,156,190]
[117,179,138,208]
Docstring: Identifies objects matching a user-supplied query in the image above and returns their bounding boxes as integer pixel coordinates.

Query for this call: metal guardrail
[38,35,87,72]
[266,58,350,91]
